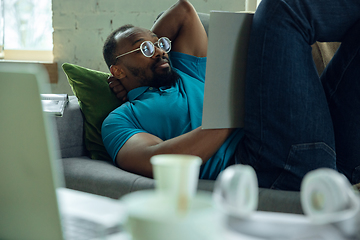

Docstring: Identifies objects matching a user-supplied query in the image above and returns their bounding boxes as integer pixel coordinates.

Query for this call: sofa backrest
[55,96,87,158]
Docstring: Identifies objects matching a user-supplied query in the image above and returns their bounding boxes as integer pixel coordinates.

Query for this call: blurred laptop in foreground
[0,63,126,240]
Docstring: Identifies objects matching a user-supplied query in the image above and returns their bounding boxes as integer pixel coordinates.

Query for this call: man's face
[114,27,178,89]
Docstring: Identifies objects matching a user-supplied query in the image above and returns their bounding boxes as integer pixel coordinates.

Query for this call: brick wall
[52,0,245,94]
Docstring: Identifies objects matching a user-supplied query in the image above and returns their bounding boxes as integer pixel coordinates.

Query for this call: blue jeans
[236,0,360,190]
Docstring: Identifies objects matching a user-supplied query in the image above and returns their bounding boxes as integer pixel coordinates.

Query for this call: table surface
[58,188,351,240]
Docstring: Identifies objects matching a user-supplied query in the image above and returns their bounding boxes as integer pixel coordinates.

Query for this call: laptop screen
[0,63,65,240]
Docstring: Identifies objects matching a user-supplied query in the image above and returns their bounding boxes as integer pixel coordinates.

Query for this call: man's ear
[110,65,126,79]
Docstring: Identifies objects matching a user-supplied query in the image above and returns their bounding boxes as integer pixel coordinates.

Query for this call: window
[245,0,262,11]
[1,0,53,61]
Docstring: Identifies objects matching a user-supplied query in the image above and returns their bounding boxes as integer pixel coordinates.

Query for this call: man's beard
[148,66,179,89]
[128,57,180,89]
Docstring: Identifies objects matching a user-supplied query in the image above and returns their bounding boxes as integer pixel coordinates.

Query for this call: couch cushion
[55,96,86,158]
[60,157,215,199]
[60,157,303,214]
[61,157,150,198]
[311,42,340,75]
[62,63,123,161]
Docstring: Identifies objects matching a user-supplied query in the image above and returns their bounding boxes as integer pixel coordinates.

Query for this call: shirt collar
[127,81,178,101]
[128,86,149,101]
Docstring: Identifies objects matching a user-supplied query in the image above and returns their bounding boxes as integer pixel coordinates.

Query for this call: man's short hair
[103,24,135,68]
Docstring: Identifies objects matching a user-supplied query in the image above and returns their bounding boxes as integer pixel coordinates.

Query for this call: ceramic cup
[150,154,202,215]
[121,190,221,240]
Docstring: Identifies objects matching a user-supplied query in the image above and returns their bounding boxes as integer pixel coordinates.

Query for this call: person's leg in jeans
[322,20,360,186]
[236,0,360,190]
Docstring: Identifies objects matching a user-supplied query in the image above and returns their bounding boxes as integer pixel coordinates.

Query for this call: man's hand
[107,76,128,102]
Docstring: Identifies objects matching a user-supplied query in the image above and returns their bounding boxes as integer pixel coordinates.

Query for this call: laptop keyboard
[62,215,123,240]
[57,188,127,240]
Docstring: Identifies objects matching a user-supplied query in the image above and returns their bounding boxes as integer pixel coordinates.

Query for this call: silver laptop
[202,11,254,129]
[0,63,126,240]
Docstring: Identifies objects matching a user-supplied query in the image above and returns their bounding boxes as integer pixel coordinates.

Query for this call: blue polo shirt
[102,52,243,180]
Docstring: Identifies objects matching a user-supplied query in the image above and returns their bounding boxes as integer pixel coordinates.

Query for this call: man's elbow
[115,151,154,178]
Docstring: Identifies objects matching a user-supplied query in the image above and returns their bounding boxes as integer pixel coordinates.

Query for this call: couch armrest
[55,96,87,158]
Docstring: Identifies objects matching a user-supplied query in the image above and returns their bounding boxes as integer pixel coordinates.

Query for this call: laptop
[0,63,126,240]
[202,11,254,129]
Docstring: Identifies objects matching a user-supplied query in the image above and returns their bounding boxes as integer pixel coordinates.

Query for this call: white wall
[52,0,245,94]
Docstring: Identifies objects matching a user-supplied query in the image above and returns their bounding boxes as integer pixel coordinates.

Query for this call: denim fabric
[236,0,360,190]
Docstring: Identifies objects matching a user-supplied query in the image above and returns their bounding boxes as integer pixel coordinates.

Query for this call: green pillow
[62,63,123,161]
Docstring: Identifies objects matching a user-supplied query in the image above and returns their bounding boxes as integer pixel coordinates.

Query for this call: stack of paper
[41,94,68,117]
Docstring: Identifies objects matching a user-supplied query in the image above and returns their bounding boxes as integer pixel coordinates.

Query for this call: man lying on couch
[102,0,238,182]
[102,0,360,191]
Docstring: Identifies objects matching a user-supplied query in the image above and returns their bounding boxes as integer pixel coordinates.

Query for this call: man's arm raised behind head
[108,1,207,100]
[151,0,208,58]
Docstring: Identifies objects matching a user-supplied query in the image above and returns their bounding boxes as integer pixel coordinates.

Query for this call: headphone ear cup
[301,169,349,216]
[301,168,360,238]
[213,164,258,217]
[300,168,359,222]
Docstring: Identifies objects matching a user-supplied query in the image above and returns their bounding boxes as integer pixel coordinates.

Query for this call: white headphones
[301,168,360,238]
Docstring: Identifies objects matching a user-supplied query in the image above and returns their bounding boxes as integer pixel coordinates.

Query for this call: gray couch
[56,96,303,214]
[56,12,340,215]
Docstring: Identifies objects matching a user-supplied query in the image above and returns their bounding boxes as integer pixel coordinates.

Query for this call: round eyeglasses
[115,37,171,61]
